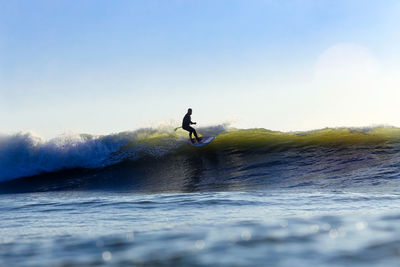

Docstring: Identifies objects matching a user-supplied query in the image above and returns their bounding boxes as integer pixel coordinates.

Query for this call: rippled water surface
[2,190,400,266]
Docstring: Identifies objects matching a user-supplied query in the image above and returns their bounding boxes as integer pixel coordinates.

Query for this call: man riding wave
[182,108,201,144]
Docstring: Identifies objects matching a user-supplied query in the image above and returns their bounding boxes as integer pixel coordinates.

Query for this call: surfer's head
[187,108,192,115]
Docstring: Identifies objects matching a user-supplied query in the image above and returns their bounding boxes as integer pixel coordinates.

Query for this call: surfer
[182,108,201,144]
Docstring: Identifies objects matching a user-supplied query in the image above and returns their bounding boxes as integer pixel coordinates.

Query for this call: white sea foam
[0,128,188,182]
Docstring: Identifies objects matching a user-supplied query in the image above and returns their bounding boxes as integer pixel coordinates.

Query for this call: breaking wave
[1,125,400,193]
[0,125,228,182]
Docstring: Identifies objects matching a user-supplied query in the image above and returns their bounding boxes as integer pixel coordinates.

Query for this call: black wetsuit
[182,113,199,142]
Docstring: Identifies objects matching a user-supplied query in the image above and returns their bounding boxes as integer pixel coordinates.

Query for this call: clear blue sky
[1,0,400,137]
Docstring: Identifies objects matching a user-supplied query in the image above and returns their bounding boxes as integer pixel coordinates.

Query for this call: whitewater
[1,125,400,266]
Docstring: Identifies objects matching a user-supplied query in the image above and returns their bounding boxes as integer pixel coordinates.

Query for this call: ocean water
[1,126,400,266]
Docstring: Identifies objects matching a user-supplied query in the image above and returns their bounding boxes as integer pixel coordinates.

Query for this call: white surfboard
[189,136,216,147]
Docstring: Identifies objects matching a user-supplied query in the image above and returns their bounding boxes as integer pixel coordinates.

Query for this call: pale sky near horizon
[1,0,400,138]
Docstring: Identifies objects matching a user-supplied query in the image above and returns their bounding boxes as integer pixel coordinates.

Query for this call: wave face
[1,126,400,193]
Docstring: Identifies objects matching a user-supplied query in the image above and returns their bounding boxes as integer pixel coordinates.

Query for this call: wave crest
[0,125,399,182]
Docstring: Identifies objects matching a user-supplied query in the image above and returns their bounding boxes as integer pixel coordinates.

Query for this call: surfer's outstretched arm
[189,116,196,125]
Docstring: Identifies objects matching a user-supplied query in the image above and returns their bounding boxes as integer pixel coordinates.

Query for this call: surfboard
[189,136,216,147]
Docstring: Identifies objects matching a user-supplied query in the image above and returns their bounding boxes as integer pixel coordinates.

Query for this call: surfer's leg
[183,126,195,143]
[187,126,199,143]
[189,131,195,143]
[192,129,201,142]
